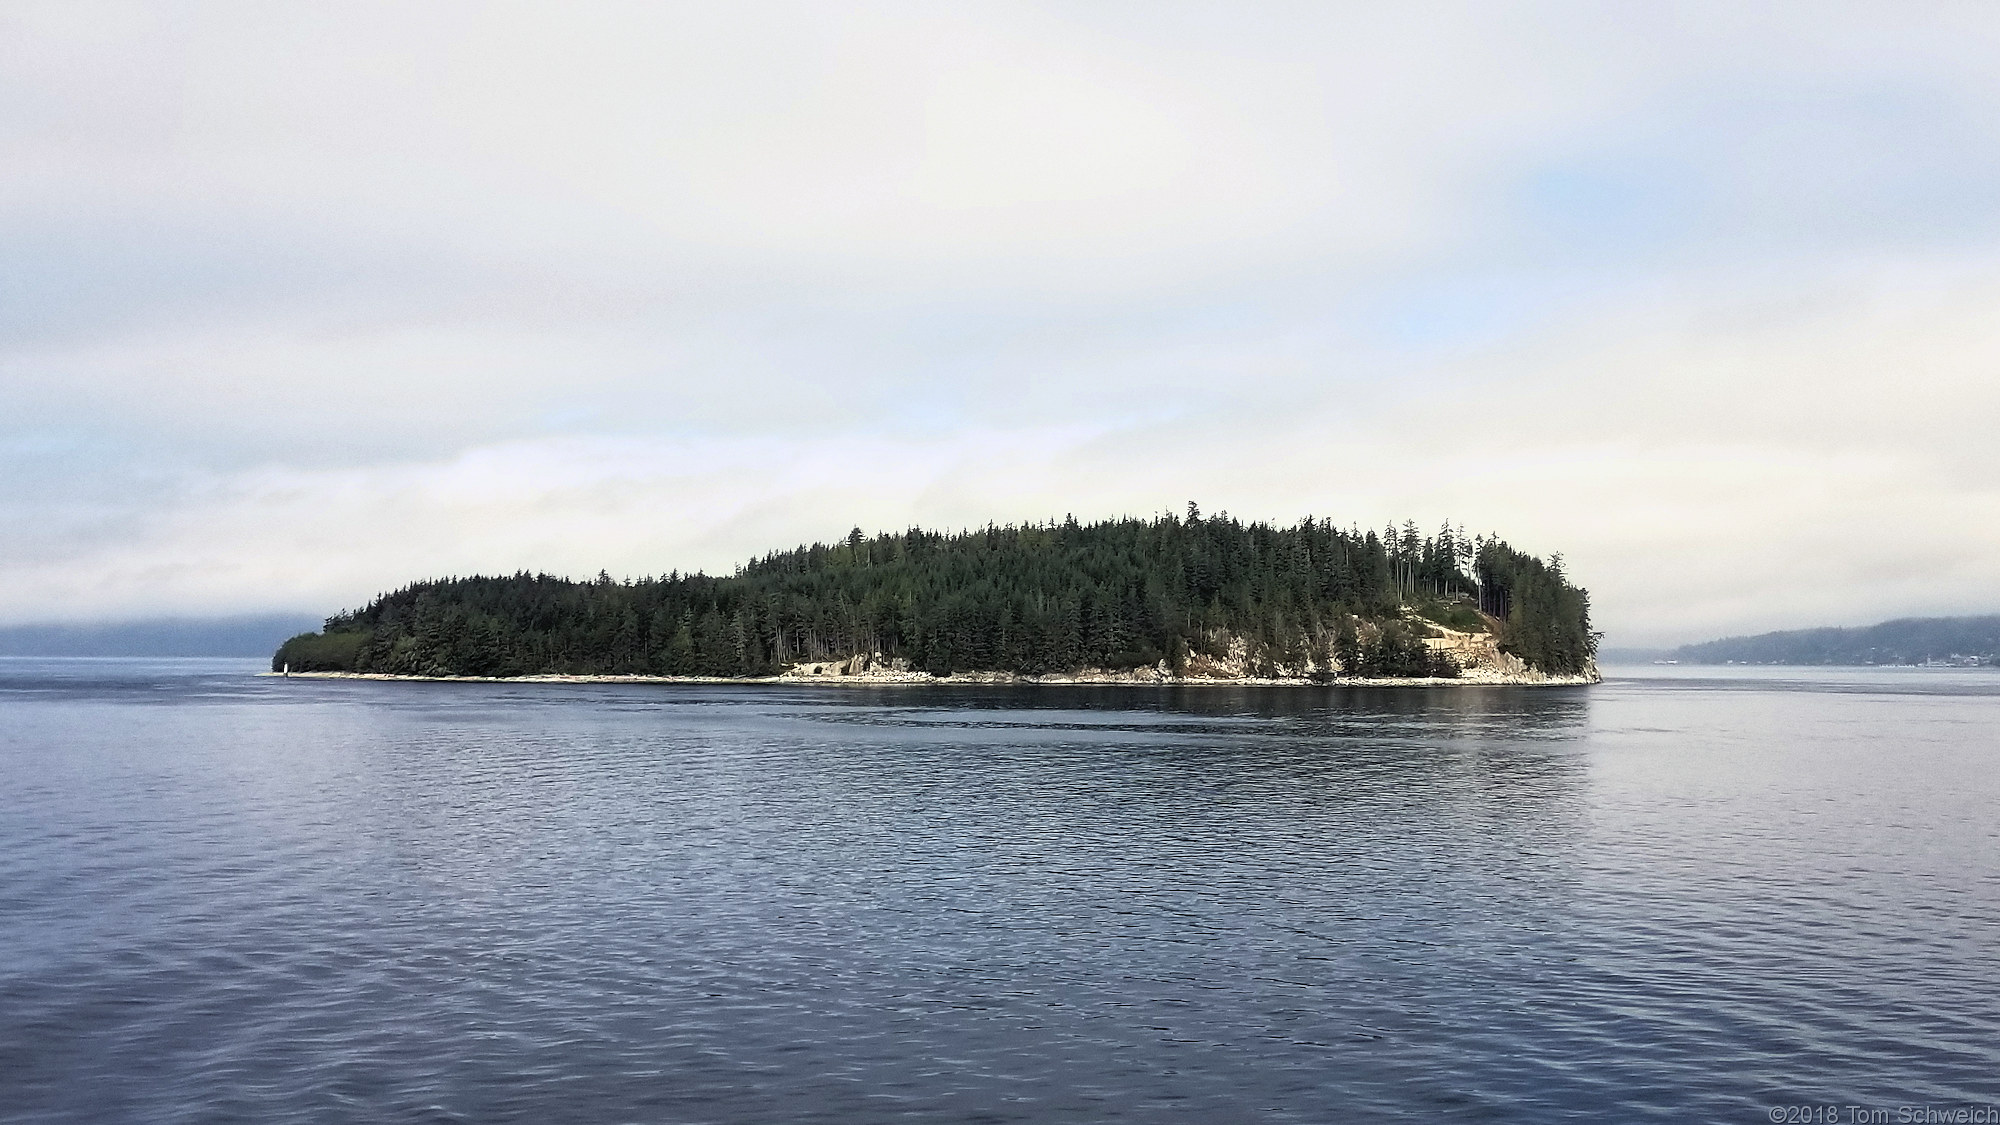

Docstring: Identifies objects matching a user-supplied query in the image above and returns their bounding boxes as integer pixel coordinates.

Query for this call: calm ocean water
[1,659,1995,1123]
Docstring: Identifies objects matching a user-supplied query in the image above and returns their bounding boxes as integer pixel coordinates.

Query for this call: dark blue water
[2,659,1995,1122]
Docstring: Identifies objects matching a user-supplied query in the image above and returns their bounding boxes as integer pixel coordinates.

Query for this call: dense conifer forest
[274,509,1597,679]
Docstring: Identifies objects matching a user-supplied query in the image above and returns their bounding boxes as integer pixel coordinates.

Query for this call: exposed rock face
[1420,626,1518,680]
[786,653,897,678]
[278,622,1598,687]
[774,617,1599,687]
[1417,624,1602,683]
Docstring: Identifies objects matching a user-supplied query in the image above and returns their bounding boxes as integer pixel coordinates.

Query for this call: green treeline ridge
[274,509,1597,679]
[1671,615,2000,666]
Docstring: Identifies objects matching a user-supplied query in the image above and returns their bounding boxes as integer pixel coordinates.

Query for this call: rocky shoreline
[266,621,1599,688]
[265,663,1599,688]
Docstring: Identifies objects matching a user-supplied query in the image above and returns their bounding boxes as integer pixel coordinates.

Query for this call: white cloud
[4,2,2000,645]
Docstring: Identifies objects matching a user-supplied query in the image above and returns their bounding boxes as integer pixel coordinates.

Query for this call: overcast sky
[4,1,1998,646]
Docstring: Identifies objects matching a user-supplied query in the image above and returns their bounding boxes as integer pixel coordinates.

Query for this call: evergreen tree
[276,512,1596,678]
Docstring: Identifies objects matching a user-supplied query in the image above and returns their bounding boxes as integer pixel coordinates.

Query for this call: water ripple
[0,661,1995,1121]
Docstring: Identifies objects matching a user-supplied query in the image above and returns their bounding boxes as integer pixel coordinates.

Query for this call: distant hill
[0,615,323,658]
[1672,616,2000,666]
[275,512,1598,680]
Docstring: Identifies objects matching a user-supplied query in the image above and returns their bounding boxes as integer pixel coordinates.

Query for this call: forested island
[1672,615,2000,666]
[274,509,1598,684]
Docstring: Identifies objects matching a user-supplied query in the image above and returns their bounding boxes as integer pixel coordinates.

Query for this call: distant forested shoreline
[0,614,320,657]
[275,509,1597,680]
[1672,616,2000,666]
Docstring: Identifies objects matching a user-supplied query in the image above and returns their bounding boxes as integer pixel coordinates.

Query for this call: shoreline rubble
[263,664,1600,688]
[264,621,1598,688]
